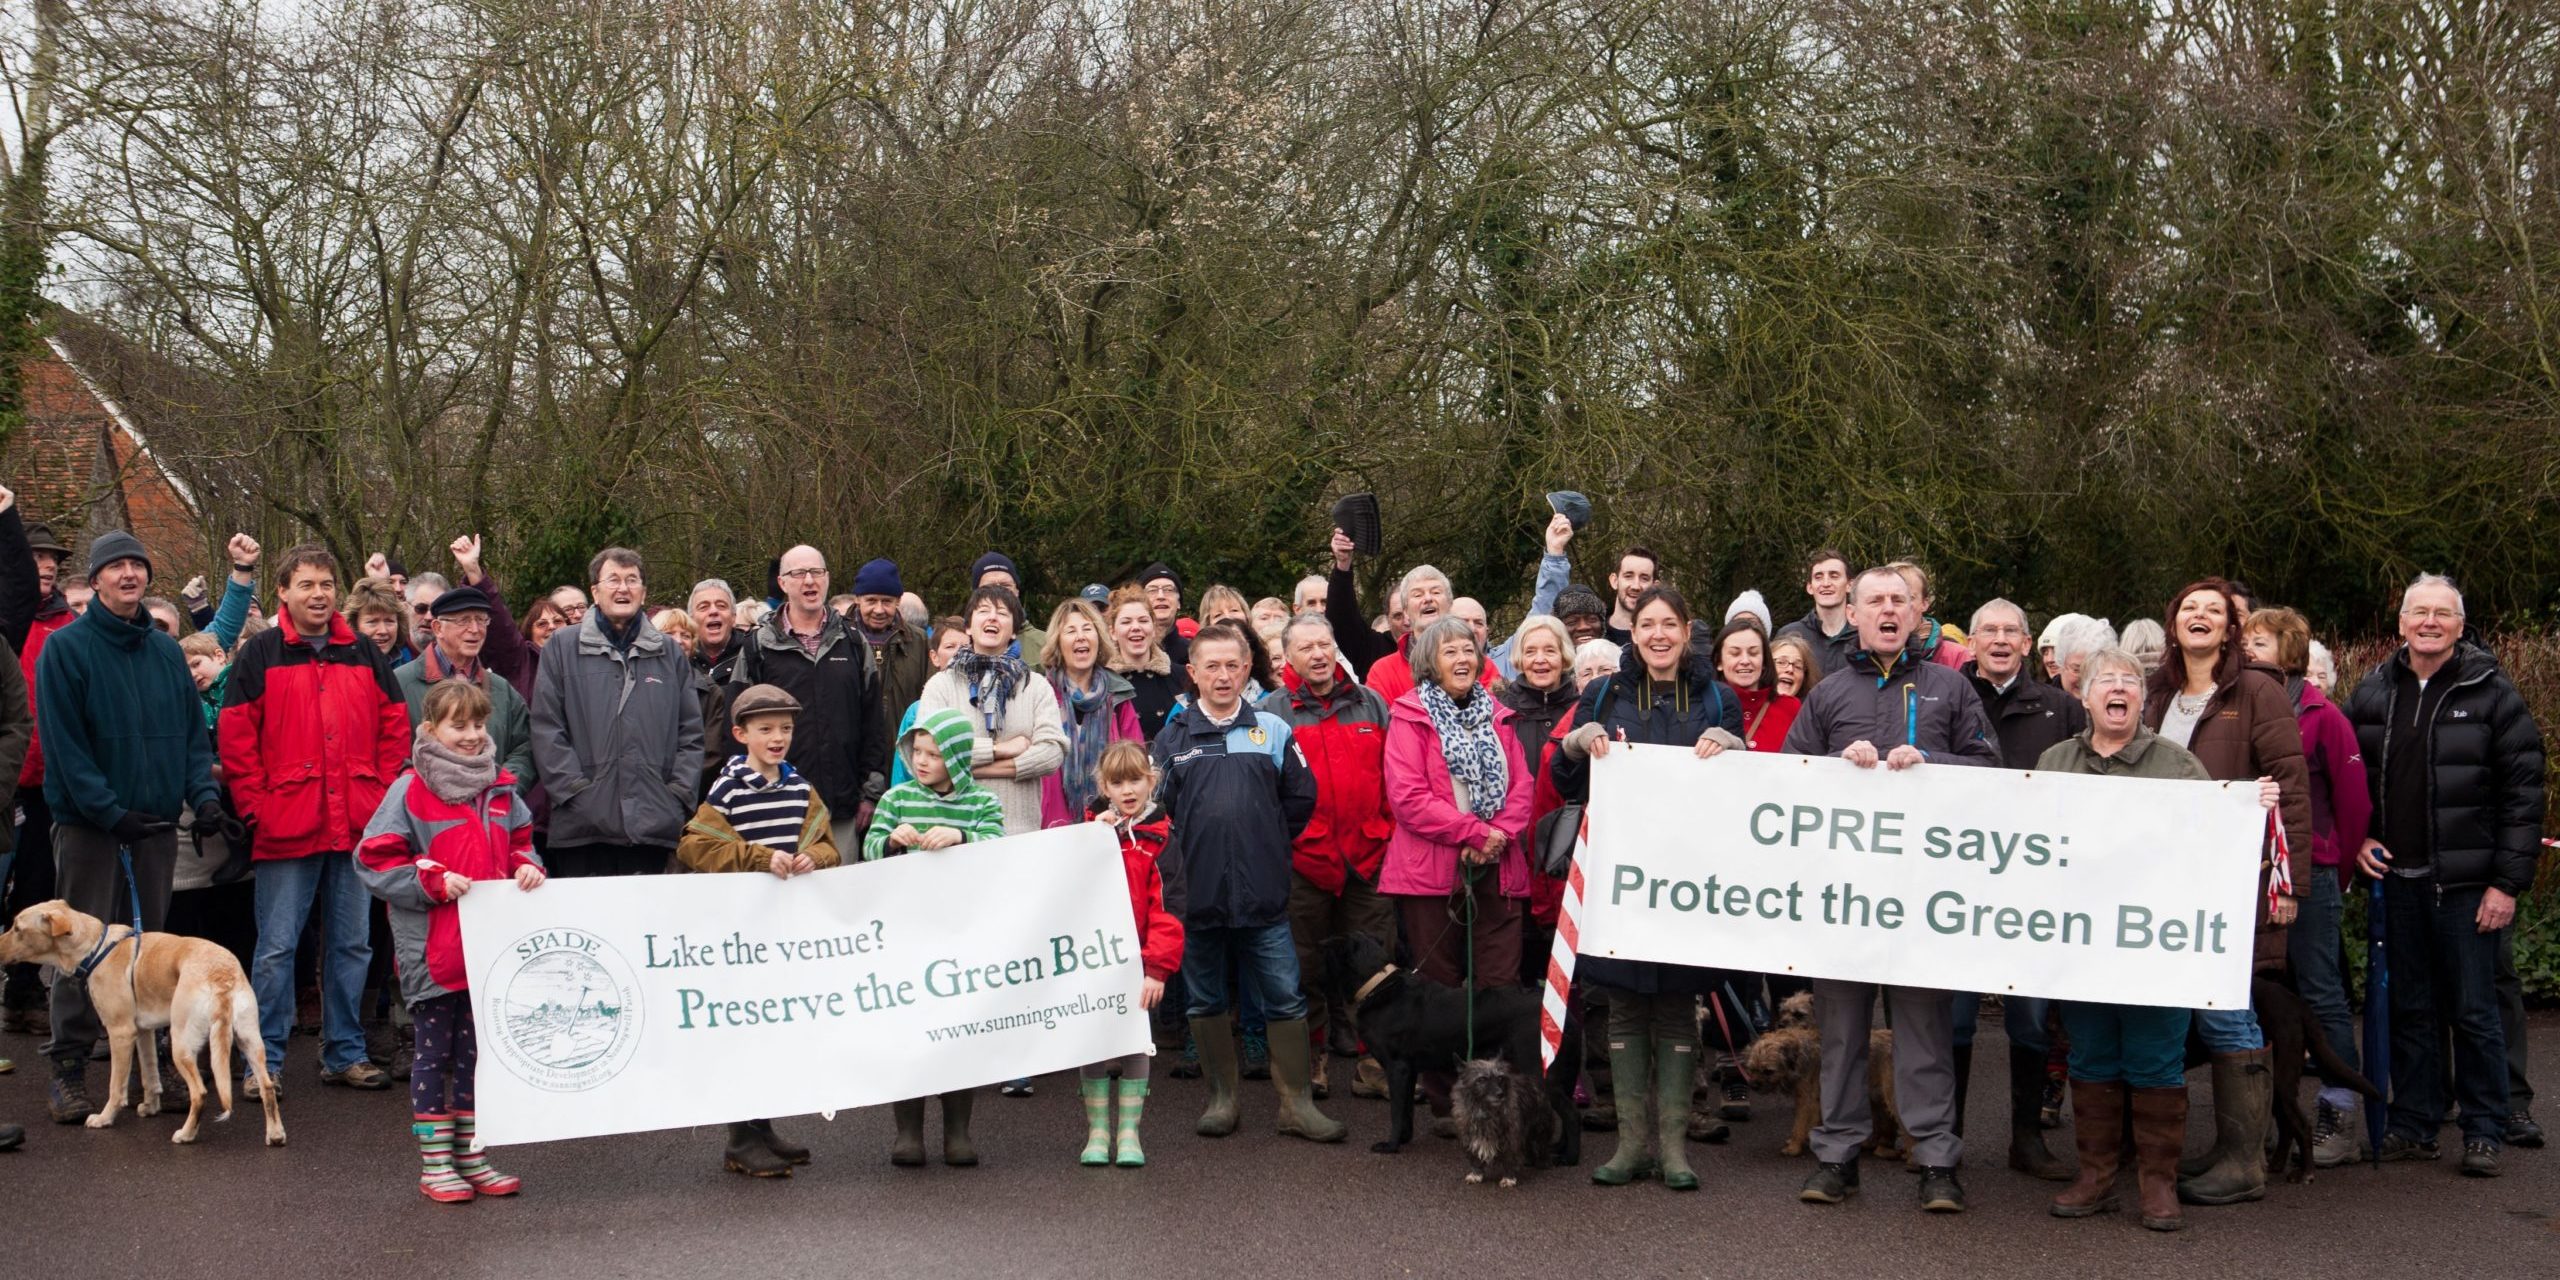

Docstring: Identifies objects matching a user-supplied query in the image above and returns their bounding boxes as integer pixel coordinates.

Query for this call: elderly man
[530,548,703,878]
[1291,575,1327,615]
[34,531,225,1120]
[1259,614,1395,1096]
[404,572,451,654]
[547,584,589,627]
[689,579,745,685]
[849,558,932,729]
[1781,567,1999,1212]
[221,544,411,1094]
[393,584,534,786]
[2346,574,2546,1177]
[1325,529,1478,703]
[1950,597,2085,1182]
[1776,549,1858,682]
[723,545,889,849]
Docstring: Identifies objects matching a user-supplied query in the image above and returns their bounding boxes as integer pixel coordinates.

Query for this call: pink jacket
[1379,691,1535,899]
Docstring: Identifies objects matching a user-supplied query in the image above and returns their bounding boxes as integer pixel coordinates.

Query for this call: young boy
[862,708,1006,862]
[862,707,1006,1168]
[675,683,842,1179]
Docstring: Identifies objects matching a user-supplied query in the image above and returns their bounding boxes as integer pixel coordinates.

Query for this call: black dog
[2185,970,2384,1182]
[1322,932,1580,1166]
[1452,1057,1562,1187]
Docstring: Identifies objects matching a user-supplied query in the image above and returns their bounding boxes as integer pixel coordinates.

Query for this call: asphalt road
[2,1016,2553,1279]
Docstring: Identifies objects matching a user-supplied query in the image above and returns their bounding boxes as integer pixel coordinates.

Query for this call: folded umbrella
[2362,875,2389,1165]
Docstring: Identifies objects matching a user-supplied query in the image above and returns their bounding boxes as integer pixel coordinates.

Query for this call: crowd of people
[0,488,2542,1229]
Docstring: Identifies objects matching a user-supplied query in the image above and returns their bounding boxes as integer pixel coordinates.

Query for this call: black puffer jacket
[1962,662,2089,771]
[2342,641,2546,896]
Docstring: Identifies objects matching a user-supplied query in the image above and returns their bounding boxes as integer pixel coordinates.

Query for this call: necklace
[2175,683,2216,714]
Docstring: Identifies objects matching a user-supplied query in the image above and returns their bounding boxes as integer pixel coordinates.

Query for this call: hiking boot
[2129,1087,2188,1232]
[1267,1017,1346,1142]
[1684,1103,1731,1145]
[2507,1109,2545,1149]
[2460,1138,2501,1178]
[724,1122,792,1178]
[0,1123,22,1152]
[322,1060,393,1091]
[2050,1080,2124,1218]
[2008,1045,2072,1181]
[1241,1027,1271,1081]
[939,1090,979,1166]
[1350,1056,1388,1099]
[1716,1054,1751,1121]
[890,1099,928,1166]
[1592,1006,1656,1186]
[1191,1014,1241,1137]
[1,1006,45,1036]
[1168,1030,1202,1080]
[2374,1132,2440,1162]
[46,1058,92,1125]
[242,1074,280,1104]
[1799,1160,1859,1204]
[1917,1167,1966,1213]
[2312,1098,2363,1168]
[2177,1049,2270,1205]
[751,1118,810,1166]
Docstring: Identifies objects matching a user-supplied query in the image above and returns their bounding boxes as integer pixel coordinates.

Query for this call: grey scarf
[412,728,498,805]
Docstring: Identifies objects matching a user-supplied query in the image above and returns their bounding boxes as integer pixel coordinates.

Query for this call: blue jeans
[252,854,372,1074]
[2060,1002,2191,1089]
[2192,1005,2263,1053]
[2385,876,2508,1145]
[1952,993,2052,1055]
[1181,923,1306,1022]
[2286,871,2360,1086]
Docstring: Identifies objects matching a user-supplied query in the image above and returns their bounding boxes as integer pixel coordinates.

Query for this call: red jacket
[1260,671,1392,894]
[1735,686,1803,754]
[356,768,538,1000]
[217,616,410,859]
[1361,633,1491,716]
[1108,809,1184,980]
[16,601,72,788]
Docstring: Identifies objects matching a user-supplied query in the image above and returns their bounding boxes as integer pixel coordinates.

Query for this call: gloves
[110,812,177,845]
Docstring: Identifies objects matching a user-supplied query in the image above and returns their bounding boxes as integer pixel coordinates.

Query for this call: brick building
[7,320,208,581]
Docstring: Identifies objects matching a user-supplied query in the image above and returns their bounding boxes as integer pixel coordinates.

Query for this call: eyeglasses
[2401,607,2462,622]
[779,568,827,582]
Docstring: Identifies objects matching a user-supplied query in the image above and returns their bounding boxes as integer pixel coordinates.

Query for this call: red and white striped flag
[1539,812,1587,1074]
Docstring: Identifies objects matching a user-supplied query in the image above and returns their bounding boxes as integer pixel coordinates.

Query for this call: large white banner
[458,823,1151,1146]
[1578,746,2265,1008]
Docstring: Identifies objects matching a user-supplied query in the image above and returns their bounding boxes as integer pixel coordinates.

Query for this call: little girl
[1079,741,1183,1167]
[357,680,545,1203]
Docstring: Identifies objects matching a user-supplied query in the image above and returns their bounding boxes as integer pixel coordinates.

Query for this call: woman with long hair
[1039,599,1142,828]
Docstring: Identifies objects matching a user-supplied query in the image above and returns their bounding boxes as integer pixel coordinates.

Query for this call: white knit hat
[1724,589,1773,634]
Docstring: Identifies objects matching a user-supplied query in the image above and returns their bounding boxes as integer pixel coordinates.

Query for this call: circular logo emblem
[486,928,643,1092]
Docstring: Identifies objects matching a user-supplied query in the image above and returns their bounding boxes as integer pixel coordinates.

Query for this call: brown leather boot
[2129,1087,2189,1231]
[2049,1079,2125,1218]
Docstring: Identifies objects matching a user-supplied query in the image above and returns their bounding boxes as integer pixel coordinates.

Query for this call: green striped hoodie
[862,708,1007,860]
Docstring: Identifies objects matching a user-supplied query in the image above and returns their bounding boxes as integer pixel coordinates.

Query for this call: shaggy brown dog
[1738,991,1901,1160]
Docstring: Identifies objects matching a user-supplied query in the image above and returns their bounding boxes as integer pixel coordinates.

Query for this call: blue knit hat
[853,558,903,598]
[970,551,1020,588]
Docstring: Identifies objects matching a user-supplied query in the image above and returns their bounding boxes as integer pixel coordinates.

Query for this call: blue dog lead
[70,844,147,984]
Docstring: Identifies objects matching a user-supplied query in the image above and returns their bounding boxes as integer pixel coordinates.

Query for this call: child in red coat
[1079,741,1183,1166]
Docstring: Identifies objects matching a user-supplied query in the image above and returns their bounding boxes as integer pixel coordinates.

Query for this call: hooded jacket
[529,610,706,850]
[721,608,892,819]
[1100,801,1185,981]
[1151,699,1318,930]
[35,600,222,831]
[2342,641,2545,896]
[219,614,413,860]
[356,763,539,1004]
[1260,672,1393,894]
[862,709,1007,859]
[2286,677,2370,876]
[1380,688,1536,900]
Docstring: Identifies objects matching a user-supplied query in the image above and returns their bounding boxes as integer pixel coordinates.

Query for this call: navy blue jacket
[1151,701,1318,930]
[35,601,220,830]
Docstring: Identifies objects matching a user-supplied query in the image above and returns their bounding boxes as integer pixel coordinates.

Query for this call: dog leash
[71,844,148,984]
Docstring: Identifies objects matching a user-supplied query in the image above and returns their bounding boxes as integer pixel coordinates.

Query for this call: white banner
[458,823,1151,1146]
[1578,746,2264,1008]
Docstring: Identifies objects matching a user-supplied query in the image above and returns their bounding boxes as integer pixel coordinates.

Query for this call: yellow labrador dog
[0,900,285,1146]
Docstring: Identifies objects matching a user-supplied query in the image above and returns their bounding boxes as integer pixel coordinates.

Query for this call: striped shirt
[706,756,812,855]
